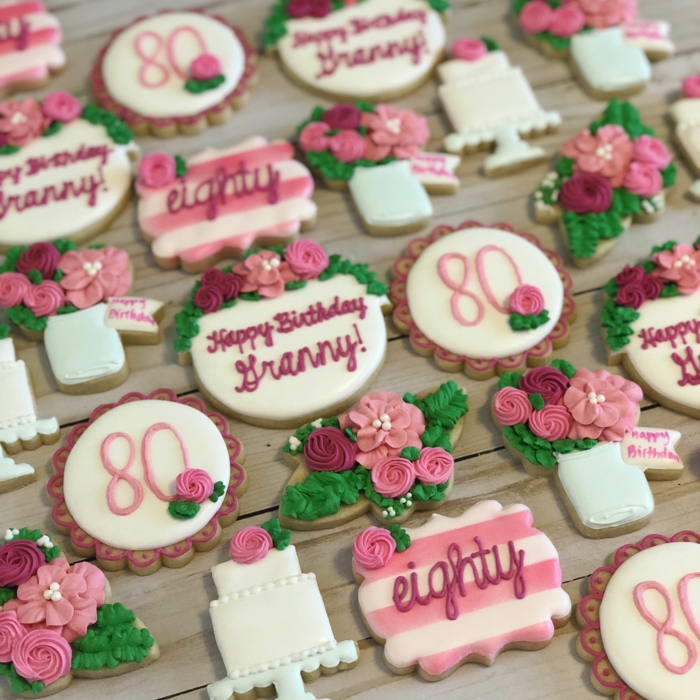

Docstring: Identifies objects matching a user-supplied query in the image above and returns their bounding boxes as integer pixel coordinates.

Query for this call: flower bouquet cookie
[263,0,448,101]
[492,361,684,538]
[534,100,676,267]
[279,380,468,530]
[578,530,700,700]
[136,137,317,272]
[352,501,571,680]
[390,220,576,379]
[0,526,159,696]
[0,241,165,395]
[92,10,257,137]
[174,241,392,427]
[48,389,247,576]
[671,75,700,201]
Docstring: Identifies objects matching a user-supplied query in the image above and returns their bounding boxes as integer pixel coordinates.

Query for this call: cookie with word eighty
[0,526,159,697]
[48,389,247,576]
[353,501,571,680]
[390,221,576,380]
[91,11,257,138]
[534,100,676,268]
[671,75,700,201]
[279,381,468,530]
[0,242,165,395]
[577,531,700,700]
[136,138,318,272]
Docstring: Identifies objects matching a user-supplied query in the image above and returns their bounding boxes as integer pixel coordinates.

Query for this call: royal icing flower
[0,611,27,662]
[175,469,214,504]
[3,559,106,642]
[0,540,45,587]
[632,135,672,170]
[559,172,613,214]
[493,387,532,426]
[414,447,454,485]
[519,366,569,405]
[360,105,429,160]
[190,53,222,81]
[548,5,586,37]
[339,392,425,468]
[372,456,415,498]
[193,285,224,314]
[59,247,131,309]
[41,92,82,123]
[519,0,553,34]
[329,129,365,163]
[509,284,545,315]
[528,405,573,441]
[11,629,71,687]
[322,104,361,130]
[570,0,637,29]
[139,153,177,188]
[614,264,645,286]
[352,527,396,570]
[451,37,487,61]
[560,125,633,188]
[682,74,700,99]
[299,121,331,152]
[16,243,61,279]
[622,161,663,198]
[23,280,65,317]
[303,427,357,472]
[651,243,700,294]
[615,282,647,309]
[197,268,242,305]
[232,250,299,299]
[286,0,332,18]
[0,99,48,146]
[284,240,329,279]
[0,272,31,308]
[229,526,273,564]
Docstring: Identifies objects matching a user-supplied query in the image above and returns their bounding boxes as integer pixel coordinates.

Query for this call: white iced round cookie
[276,0,446,100]
[0,120,136,248]
[189,276,388,424]
[599,542,700,700]
[101,12,245,119]
[405,227,564,359]
[62,400,231,551]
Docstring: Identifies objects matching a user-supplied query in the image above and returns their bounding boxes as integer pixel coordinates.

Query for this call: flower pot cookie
[671,75,700,201]
[390,221,576,380]
[136,137,317,272]
[92,11,257,138]
[0,241,165,395]
[0,526,159,696]
[279,381,468,530]
[492,361,684,538]
[48,389,248,576]
[353,501,571,680]
[578,530,700,700]
[174,242,393,427]
[0,93,138,252]
[534,100,677,267]
[264,0,448,101]
[207,518,358,700]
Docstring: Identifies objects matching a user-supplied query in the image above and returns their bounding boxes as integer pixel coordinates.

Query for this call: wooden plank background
[2,0,700,697]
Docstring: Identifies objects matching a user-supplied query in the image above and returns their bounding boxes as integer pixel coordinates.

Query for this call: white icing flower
[42,581,62,602]
[288,436,301,449]
[311,418,323,429]
[82,260,103,276]
[588,391,606,405]
[36,535,53,549]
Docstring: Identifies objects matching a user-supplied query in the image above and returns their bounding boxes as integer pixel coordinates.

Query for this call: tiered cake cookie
[671,74,700,201]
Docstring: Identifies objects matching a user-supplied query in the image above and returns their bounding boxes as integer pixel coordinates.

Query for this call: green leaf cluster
[282,416,341,456]
[209,481,226,502]
[563,209,624,259]
[185,75,226,93]
[386,525,411,551]
[509,310,549,331]
[81,104,133,145]
[168,501,200,520]
[600,299,641,352]
[0,663,43,695]
[260,518,291,550]
[589,99,655,140]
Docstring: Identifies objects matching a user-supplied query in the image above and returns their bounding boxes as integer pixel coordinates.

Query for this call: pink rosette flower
[352,527,396,570]
[570,0,637,29]
[560,125,633,188]
[548,5,586,37]
[339,392,425,469]
[651,243,700,294]
[360,105,429,160]
[0,272,31,308]
[616,283,646,310]
[11,630,71,687]
[196,268,241,303]
[640,274,663,301]
[16,243,61,280]
[614,264,645,287]
[0,611,27,662]
[414,447,454,485]
[371,456,415,498]
[303,427,357,472]
[0,99,48,146]
[632,135,672,170]
[509,284,545,315]
[23,280,64,317]
[329,129,365,163]
[518,366,569,405]
[229,526,273,564]
[139,153,176,188]
[59,247,131,309]
[0,540,45,587]
[221,274,242,301]
[4,559,106,643]
[286,0,331,18]
[41,92,82,123]
[232,250,299,299]
[284,240,329,279]
[190,53,222,81]
[193,285,223,314]
[299,121,331,152]
[175,469,214,504]
[622,161,663,198]
[322,103,361,130]
[493,387,531,426]
[528,405,573,441]
[200,268,226,287]
[682,74,700,99]
[519,0,553,34]
[451,37,487,61]
[559,172,613,214]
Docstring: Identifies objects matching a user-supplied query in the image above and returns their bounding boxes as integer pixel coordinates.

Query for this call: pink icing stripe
[679,573,700,641]
[437,253,484,326]
[0,26,59,56]
[101,432,144,516]
[141,422,190,503]
[166,26,207,80]
[475,245,522,314]
[0,2,45,22]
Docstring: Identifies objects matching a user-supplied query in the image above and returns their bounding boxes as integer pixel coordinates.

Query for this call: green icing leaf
[660,162,677,188]
[503,424,557,468]
[27,269,42,285]
[549,359,576,378]
[601,300,640,351]
[0,663,44,694]
[498,372,522,390]
[660,283,680,298]
[590,100,654,140]
[260,518,291,550]
[407,380,468,432]
[556,157,575,178]
[563,209,624,259]
[604,277,619,297]
[81,104,133,145]
[0,587,15,605]
[285,280,307,291]
[509,310,550,331]
[386,525,411,551]
[43,121,62,137]
[0,324,9,340]
[209,481,226,502]
[551,438,575,453]
[173,337,192,353]
[185,75,226,93]
[0,145,20,156]
[344,427,358,442]
[411,481,449,502]
[528,393,545,410]
[168,501,200,520]
[481,36,499,51]
[428,0,449,11]
[534,30,570,52]
[175,155,187,178]
[401,446,421,461]
[280,468,365,521]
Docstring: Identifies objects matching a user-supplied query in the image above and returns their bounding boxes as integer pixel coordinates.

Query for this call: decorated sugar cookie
[136,137,317,272]
[390,221,576,379]
[92,11,256,137]
[353,501,571,680]
[0,2,65,98]
[0,447,34,495]
[514,1,674,99]
[534,100,676,268]
[0,526,159,696]
[0,241,165,395]
[671,75,700,201]
[48,389,248,576]
[492,361,683,538]
[207,518,358,700]
[264,0,448,101]
[578,530,700,700]
[280,381,468,530]
[0,93,138,251]
[438,37,561,177]
[174,242,392,427]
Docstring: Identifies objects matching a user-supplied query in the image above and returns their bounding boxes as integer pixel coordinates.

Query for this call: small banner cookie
[671,75,700,201]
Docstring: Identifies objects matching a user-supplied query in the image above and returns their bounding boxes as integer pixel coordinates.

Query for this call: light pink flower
[190,53,222,81]
[59,247,131,309]
[360,105,429,160]
[548,5,586,37]
[651,243,700,294]
[519,0,553,34]
[632,135,672,169]
[451,37,487,61]
[0,99,49,146]
[41,92,82,123]
[0,272,31,308]
[284,239,328,279]
[139,153,176,188]
[570,0,637,29]
[682,74,700,99]
[232,250,299,298]
[23,280,65,317]
[329,129,365,163]
[622,161,663,198]
[299,121,331,152]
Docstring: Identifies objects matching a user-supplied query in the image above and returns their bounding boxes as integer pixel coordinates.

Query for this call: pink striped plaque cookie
[352,500,571,680]
[136,137,318,272]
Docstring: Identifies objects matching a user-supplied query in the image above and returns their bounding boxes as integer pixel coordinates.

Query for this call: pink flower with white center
[360,105,430,160]
[232,250,299,298]
[651,243,700,294]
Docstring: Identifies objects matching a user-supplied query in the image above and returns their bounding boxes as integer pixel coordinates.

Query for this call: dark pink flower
[614,264,645,287]
[41,92,82,123]
[559,172,613,214]
[322,104,361,129]
[16,243,61,279]
[194,285,223,313]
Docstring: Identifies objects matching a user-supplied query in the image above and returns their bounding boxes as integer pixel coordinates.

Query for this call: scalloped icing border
[389,220,577,380]
[47,388,248,575]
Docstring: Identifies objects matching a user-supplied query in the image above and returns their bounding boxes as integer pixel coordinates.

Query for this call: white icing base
[0,450,34,483]
[0,418,59,446]
[483,125,547,173]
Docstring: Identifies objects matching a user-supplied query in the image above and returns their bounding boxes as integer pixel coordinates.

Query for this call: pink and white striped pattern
[354,501,571,678]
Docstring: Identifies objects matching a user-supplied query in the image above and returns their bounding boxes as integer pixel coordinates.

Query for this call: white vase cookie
[92,11,257,138]
[671,75,700,202]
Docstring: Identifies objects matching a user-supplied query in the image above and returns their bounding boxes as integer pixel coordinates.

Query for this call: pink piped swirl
[285,240,329,280]
[519,366,569,405]
[139,153,176,188]
[622,161,663,198]
[16,243,61,280]
[528,405,573,441]
[329,129,365,163]
[299,121,331,153]
[493,387,532,426]
[0,540,45,588]
[559,172,613,214]
[41,92,82,123]
[23,280,65,317]
[353,526,396,570]
[371,456,415,498]
[193,285,223,314]
[451,37,487,61]
[304,427,357,472]
[414,447,454,485]
[632,135,672,170]
[519,0,553,33]
[682,74,700,99]
[548,5,585,37]
[11,629,72,687]
[323,104,361,130]
[0,272,31,308]
[509,284,545,316]
[0,611,26,662]
[175,469,214,504]
[229,526,273,564]
[190,53,222,81]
